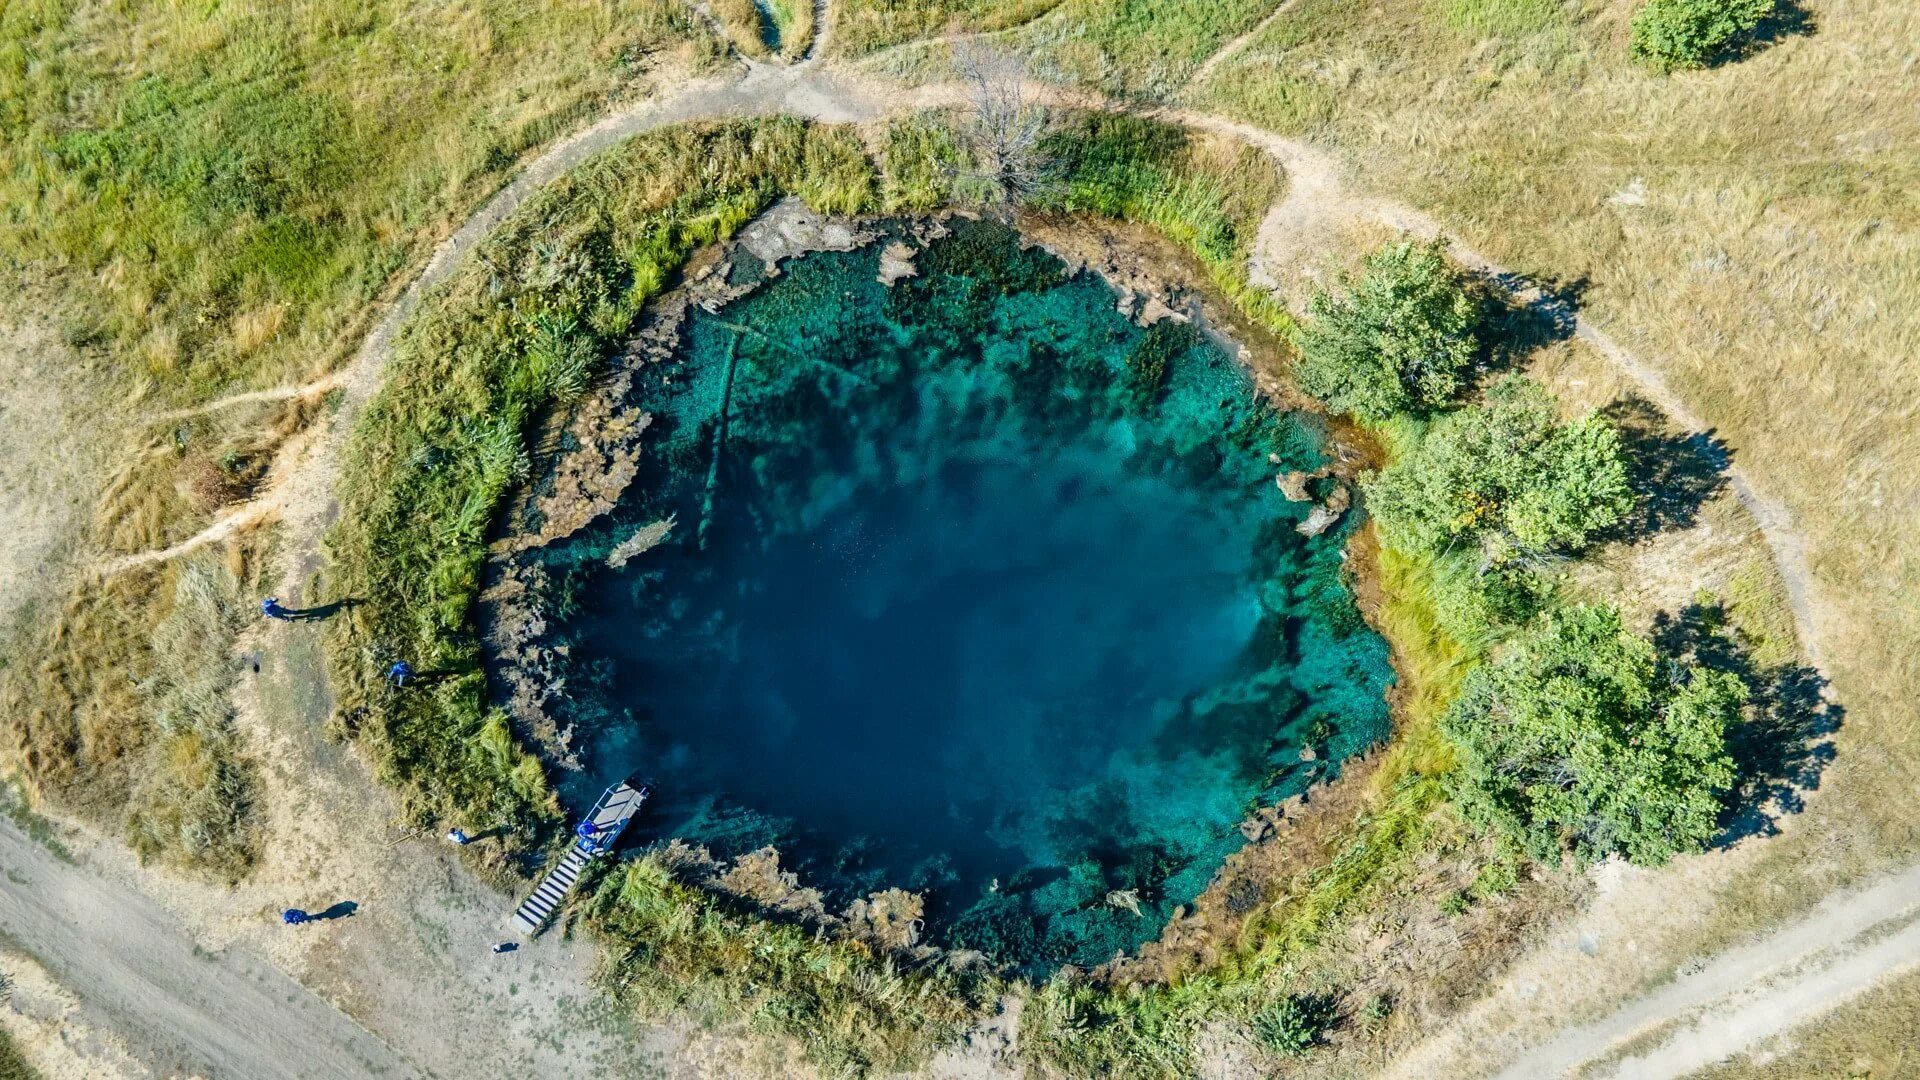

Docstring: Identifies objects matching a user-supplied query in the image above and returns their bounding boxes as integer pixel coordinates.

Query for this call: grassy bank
[0,0,717,875]
[587,856,990,1075]
[836,0,1276,98]
[327,118,873,839]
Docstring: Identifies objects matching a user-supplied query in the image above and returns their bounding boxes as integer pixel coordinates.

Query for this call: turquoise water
[526,221,1392,970]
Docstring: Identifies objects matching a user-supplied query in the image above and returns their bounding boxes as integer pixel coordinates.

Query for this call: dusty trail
[0,821,415,1079]
[1187,0,1302,88]
[65,55,1858,1080]
[1488,864,1920,1080]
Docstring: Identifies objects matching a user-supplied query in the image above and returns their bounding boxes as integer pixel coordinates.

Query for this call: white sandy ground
[0,26,1895,1079]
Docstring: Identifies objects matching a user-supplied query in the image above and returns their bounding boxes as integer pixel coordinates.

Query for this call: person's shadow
[281,598,363,622]
[314,901,360,921]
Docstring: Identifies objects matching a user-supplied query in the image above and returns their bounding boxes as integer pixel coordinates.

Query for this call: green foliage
[1440,604,1743,866]
[585,856,988,1075]
[1364,375,1633,560]
[1251,992,1337,1056]
[328,120,877,839]
[1033,111,1291,330]
[1294,239,1480,421]
[878,114,974,211]
[1630,0,1775,71]
[1429,549,1555,651]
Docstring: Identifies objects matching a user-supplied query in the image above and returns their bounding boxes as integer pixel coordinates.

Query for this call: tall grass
[0,550,264,881]
[588,855,991,1075]
[0,1022,33,1080]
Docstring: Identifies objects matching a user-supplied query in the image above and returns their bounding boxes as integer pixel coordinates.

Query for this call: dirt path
[1487,863,1920,1079]
[1187,0,1301,88]
[66,59,1852,1080]
[0,821,415,1079]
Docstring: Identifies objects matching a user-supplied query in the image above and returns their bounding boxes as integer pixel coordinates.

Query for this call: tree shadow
[1468,272,1591,391]
[1652,601,1841,847]
[1729,0,1816,64]
[1596,395,1732,541]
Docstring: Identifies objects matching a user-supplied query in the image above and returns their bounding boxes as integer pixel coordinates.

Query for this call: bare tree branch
[951,43,1057,211]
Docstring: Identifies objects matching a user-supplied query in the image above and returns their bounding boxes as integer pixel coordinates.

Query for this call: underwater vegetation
[520,219,1393,970]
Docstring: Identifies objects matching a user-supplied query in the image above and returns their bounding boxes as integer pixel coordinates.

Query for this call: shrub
[1630,0,1776,71]
[1294,240,1480,421]
[1251,992,1337,1056]
[1364,375,1633,562]
[1440,604,1743,866]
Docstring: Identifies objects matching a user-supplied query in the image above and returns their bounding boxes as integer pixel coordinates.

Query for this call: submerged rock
[877,240,919,285]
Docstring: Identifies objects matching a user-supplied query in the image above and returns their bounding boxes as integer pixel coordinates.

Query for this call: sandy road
[0,821,414,1079]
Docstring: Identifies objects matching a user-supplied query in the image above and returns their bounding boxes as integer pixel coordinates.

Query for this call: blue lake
[527,220,1392,970]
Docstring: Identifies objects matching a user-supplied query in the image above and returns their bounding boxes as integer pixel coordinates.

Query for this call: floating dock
[510,778,650,935]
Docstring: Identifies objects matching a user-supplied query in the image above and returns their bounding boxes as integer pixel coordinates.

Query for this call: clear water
[524,221,1393,970]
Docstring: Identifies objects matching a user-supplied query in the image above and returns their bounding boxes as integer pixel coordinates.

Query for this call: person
[491,942,517,954]
[261,596,290,621]
[386,660,414,688]
[282,908,310,925]
[446,827,470,846]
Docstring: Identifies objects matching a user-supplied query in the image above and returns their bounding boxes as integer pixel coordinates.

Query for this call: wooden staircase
[510,778,650,935]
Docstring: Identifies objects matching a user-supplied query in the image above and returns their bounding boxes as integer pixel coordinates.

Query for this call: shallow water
[526,221,1392,970]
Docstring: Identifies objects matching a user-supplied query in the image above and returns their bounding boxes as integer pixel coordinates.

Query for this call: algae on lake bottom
[514,219,1392,971]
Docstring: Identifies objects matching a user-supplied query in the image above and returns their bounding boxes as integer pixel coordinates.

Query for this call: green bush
[1440,604,1743,866]
[1364,375,1633,562]
[1630,0,1776,71]
[1294,240,1480,421]
[1251,993,1337,1056]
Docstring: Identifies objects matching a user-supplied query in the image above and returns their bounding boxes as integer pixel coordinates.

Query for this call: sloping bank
[322,110,1438,1075]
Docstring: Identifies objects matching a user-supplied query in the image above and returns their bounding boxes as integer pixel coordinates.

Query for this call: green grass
[840,0,1276,98]
[1033,111,1293,328]
[587,855,992,1075]
[0,1,714,402]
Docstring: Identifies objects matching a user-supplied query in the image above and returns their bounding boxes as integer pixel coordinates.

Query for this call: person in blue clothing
[386,660,414,688]
[282,908,310,925]
[261,596,291,621]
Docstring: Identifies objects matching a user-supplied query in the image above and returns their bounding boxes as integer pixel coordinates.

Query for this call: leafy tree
[1631,0,1776,71]
[1365,376,1633,562]
[1441,604,1743,866]
[1294,239,1480,421]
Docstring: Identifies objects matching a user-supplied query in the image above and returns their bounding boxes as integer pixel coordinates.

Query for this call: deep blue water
[525,220,1392,970]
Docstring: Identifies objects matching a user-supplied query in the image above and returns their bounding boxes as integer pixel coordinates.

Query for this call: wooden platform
[510,778,650,935]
